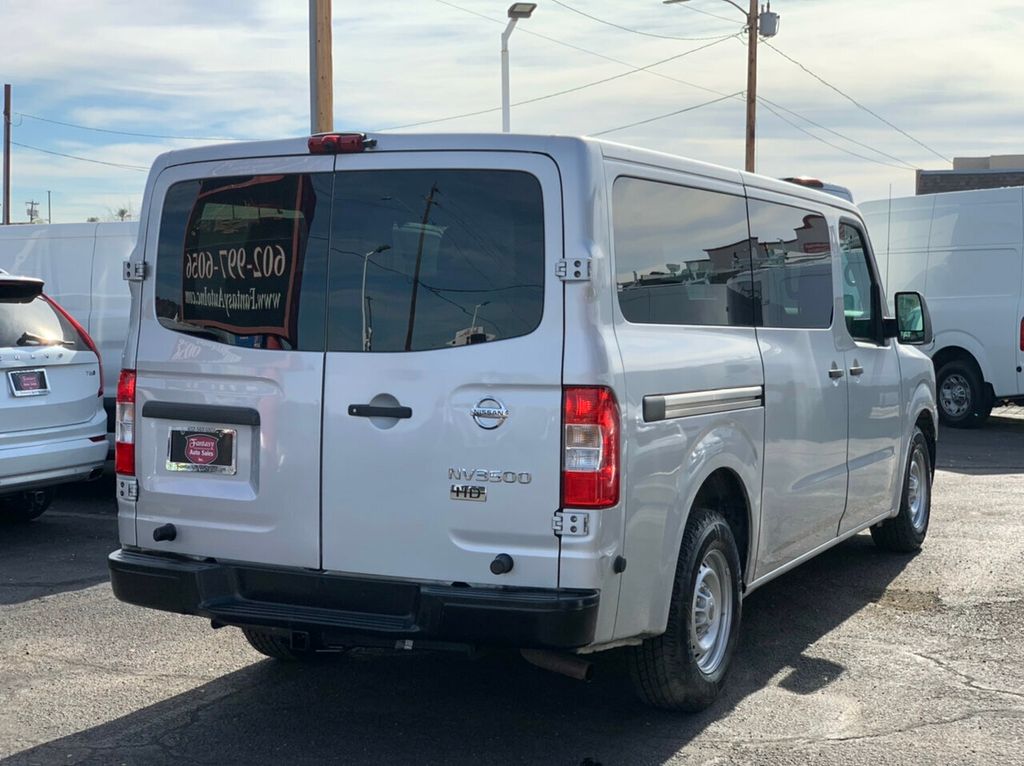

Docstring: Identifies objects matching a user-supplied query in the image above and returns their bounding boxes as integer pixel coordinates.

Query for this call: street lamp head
[508,3,537,18]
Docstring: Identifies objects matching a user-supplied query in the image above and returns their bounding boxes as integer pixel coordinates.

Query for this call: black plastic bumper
[108,550,600,649]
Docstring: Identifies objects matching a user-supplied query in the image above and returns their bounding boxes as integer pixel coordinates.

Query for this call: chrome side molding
[643,385,764,422]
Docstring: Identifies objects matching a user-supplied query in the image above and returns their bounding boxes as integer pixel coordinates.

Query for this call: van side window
[838,222,880,343]
[326,169,544,352]
[747,201,833,329]
[612,177,755,326]
[154,174,332,351]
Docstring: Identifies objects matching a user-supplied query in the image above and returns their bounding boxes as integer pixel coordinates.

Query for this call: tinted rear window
[326,169,545,352]
[0,297,78,350]
[155,173,332,350]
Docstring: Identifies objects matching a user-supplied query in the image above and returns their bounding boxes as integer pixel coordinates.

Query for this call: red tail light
[308,133,376,154]
[562,386,620,509]
[1020,317,1023,352]
[115,370,137,476]
[43,295,102,397]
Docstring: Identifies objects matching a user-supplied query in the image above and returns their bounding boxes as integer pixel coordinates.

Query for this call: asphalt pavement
[2,410,1023,765]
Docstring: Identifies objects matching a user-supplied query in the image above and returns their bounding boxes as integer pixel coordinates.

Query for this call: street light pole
[501,3,537,133]
[664,0,779,173]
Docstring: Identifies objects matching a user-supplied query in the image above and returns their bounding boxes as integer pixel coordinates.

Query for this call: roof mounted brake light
[308,133,377,154]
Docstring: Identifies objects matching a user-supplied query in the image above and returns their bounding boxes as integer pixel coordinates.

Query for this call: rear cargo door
[320,152,564,587]
[133,156,334,568]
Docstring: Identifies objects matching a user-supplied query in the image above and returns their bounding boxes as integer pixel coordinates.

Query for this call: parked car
[0,272,108,521]
[108,132,937,711]
[0,221,138,433]
[862,187,1024,427]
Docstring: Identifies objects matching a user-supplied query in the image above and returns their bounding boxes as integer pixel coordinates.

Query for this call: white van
[108,133,937,710]
[862,188,1024,427]
[0,222,138,431]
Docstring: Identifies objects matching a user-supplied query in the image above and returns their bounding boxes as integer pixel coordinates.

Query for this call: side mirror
[886,291,932,345]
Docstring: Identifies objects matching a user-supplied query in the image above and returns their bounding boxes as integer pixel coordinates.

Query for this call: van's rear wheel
[0,488,55,523]
[936,361,991,428]
[241,628,322,661]
[628,507,742,711]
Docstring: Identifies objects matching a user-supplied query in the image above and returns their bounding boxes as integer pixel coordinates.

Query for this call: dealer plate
[8,368,49,397]
[166,428,236,474]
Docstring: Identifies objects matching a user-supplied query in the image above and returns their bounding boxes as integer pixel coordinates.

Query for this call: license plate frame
[7,368,50,397]
[166,427,237,475]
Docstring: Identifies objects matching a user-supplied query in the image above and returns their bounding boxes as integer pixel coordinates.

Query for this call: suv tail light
[115,370,137,476]
[562,386,620,508]
[43,295,102,397]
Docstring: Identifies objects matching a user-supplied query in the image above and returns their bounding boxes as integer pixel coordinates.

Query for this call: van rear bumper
[108,549,600,649]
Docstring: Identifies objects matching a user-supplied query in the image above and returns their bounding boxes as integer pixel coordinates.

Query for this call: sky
[2,0,1022,223]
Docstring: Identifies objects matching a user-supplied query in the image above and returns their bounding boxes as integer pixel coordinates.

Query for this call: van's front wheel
[628,508,742,711]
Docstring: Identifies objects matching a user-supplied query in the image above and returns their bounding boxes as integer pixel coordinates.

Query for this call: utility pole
[403,184,440,351]
[744,0,757,173]
[26,200,39,223]
[47,190,51,223]
[308,0,333,134]
[3,84,11,225]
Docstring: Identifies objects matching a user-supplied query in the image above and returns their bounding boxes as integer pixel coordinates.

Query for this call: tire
[241,628,321,661]
[629,507,743,711]
[936,361,991,428]
[871,427,932,553]
[0,488,55,523]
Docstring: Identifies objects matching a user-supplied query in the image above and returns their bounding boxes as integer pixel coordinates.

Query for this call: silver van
[109,133,937,710]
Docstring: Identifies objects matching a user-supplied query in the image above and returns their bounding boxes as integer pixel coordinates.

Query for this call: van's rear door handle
[828,367,844,380]
[849,365,864,376]
[348,404,412,419]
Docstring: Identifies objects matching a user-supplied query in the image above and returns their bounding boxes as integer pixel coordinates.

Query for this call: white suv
[1,273,107,521]
[109,133,937,710]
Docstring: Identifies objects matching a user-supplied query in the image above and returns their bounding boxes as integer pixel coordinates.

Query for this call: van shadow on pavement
[3,535,912,766]
[0,469,116,606]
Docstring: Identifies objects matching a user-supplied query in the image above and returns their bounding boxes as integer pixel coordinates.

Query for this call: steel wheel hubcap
[940,374,971,418]
[691,548,733,675]
[907,446,928,531]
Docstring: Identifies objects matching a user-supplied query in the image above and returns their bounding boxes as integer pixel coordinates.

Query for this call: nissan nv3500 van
[109,133,937,710]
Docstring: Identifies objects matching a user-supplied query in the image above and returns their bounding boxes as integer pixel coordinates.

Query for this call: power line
[435,0,730,99]
[379,33,741,131]
[591,91,743,136]
[757,100,917,170]
[762,41,951,165]
[549,0,739,41]
[662,1,739,25]
[757,95,919,169]
[11,141,149,171]
[432,0,916,170]
[14,112,248,142]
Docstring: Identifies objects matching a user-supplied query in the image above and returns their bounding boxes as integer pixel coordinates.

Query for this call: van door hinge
[552,510,590,537]
[117,477,138,502]
[123,261,147,282]
[556,258,591,282]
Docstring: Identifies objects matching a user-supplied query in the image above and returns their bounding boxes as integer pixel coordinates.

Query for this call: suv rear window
[0,296,79,350]
[326,169,544,352]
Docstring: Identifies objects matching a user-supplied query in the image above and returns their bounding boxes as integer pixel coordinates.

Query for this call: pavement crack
[908,650,1024,702]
